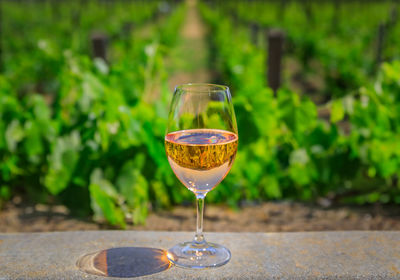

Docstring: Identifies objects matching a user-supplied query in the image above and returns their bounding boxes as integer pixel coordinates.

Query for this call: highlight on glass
[165,83,238,268]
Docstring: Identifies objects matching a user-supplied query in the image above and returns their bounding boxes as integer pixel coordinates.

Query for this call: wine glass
[165,83,238,268]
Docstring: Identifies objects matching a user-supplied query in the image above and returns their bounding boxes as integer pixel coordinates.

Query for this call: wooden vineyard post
[303,0,314,25]
[232,11,239,26]
[71,10,81,28]
[375,23,386,71]
[122,21,134,46]
[390,5,398,26]
[278,0,287,20]
[123,22,134,36]
[332,0,341,30]
[152,9,160,22]
[267,29,285,95]
[91,32,108,63]
[51,0,61,21]
[250,22,260,46]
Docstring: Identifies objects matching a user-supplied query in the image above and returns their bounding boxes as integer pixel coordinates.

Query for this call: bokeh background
[1,0,400,232]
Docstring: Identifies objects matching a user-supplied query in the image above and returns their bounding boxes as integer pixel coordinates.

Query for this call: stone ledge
[0,231,399,279]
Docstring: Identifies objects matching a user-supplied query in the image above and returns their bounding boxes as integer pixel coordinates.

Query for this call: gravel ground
[1,197,400,233]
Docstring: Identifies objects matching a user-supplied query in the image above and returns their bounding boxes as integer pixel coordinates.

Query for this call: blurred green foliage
[200,3,400,207]
[1,0,400,227]
[219,0,400,98]
[0,0,187,227]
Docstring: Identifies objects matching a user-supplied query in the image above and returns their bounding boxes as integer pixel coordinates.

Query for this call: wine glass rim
[175,83,229,93]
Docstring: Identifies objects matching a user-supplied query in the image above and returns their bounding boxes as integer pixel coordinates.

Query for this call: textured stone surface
[0,231,399,279]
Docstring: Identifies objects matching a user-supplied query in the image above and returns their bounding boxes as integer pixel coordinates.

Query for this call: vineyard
[1,0,400,228]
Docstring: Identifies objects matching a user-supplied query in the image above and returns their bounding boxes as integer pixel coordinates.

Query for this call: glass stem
[194,196,205,244]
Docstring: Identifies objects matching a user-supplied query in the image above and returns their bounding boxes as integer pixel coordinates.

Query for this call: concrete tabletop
[0,231,399,279]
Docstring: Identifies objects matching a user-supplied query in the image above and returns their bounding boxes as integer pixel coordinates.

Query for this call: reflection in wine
[165,129,238,197]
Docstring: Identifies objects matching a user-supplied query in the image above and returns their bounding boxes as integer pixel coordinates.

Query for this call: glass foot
[167,241,231,269]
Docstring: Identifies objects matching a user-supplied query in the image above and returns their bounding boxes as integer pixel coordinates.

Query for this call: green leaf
[331,99,345,123]
[0,185,11,200]
[44,131,81,195]
[89,182,126,228]
[261,176,281,199]
[90,169,119,198]
[244,161,263,185]
[30,95,51,122]
[0,155,21,181]
[5,120,24,152]
[150,180,170,208]
[116,161,149,224]
[23,121,43,163]
[290,149,309,165]
[142,122,165,166]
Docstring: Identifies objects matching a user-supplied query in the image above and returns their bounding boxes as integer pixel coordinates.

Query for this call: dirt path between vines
[1,198,400,233]
[167,0,212,90]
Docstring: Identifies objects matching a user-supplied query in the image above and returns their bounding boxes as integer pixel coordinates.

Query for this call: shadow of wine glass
[76,247,171,278]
